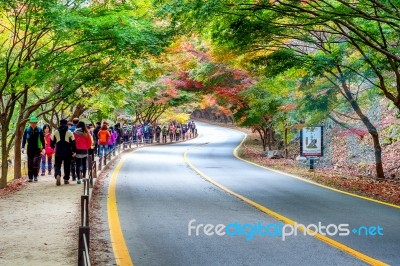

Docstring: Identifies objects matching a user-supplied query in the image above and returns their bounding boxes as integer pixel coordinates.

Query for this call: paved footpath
[0,171,81,266]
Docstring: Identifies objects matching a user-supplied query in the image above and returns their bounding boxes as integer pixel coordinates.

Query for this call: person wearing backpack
[149,125,154,144]
[175,125,181,141]
[97,123,111,157]
[182,124,187,140]
[122,125,129,147]
[143,123,150,144]
[169,124,175,142]
[137,124,143,144]
[22,116,45,182]
[162,125,167,143]
[114,123,122,146]
[155,125,161,143]
[73,122,92,184]
[51,119,77,185]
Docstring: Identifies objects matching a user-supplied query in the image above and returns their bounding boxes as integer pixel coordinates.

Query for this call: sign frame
[300,126,324,157]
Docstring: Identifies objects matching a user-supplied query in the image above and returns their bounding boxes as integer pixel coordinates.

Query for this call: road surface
[108,122,399,265]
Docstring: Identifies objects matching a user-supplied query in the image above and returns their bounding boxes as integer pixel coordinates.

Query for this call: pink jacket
[44,134,54,155]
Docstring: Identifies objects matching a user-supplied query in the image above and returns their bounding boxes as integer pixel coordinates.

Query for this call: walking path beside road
[0,134,197,266]
[0,144,126,265]
[0,171,80,266]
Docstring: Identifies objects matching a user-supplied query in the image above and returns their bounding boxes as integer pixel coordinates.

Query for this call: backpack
[98,130,109,143]
[144,125,149,133]
[26,126,43,149]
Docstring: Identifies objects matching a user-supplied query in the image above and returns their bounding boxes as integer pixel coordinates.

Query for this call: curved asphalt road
[112,122,399,266]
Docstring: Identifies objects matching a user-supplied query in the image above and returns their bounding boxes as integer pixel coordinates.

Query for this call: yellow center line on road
[107,157,134,266]
[106,138,199,266]
[234,134,400,210]
[183,144,389,266]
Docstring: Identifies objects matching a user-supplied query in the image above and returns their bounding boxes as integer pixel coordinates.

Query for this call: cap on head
[29,116,38,123]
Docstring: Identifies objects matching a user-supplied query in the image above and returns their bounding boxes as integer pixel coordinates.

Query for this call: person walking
[93,122,101,156]
[22,116,45,182]
[169,124,175,142]
[88,124,95,161]
[51,119,77,186]
[162,125,167,143]
[97,123,111,157]
[112,126,118,150]
[73,122,92,184]
[155,125,161,143]
[175,125,181,141]
[190,121,197,138]
[143,123,150,144]
[69,118,79,181]
[182,124,188,140]
[137,124,143,144]
[122,125,129,147]
[115,123,123,146]
[108,126,115,153]
[41,124,54,176]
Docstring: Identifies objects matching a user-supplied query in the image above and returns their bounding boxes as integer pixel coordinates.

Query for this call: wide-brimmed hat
[29,116,38,123]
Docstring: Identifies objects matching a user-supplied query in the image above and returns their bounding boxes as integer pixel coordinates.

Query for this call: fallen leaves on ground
[240,140,400,206]
[0,177,27,198]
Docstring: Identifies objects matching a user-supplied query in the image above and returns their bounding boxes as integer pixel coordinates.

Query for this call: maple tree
[155,0,399,179]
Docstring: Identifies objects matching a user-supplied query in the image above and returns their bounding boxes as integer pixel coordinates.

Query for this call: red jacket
[74,129,92,155]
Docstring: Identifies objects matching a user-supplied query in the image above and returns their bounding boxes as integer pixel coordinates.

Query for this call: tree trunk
[370,132,385,179]
[284,127,288,159]
[255,128,267,151]
[13,126,25,179]
[353,115,384,179]
[338,66,385,179]
[271,129,276,149]
[267,129,272,150]
[70,103,86,120]
[0,126,9,189]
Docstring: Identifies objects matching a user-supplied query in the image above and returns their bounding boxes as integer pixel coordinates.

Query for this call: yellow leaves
[293,90,304,99]
[158,108,190,124]
[101,57,111,64]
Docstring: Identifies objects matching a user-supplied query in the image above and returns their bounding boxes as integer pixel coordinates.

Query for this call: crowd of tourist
[21,116,197,186]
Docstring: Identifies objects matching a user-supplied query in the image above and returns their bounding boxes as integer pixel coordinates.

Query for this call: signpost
[300,126,324,170]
